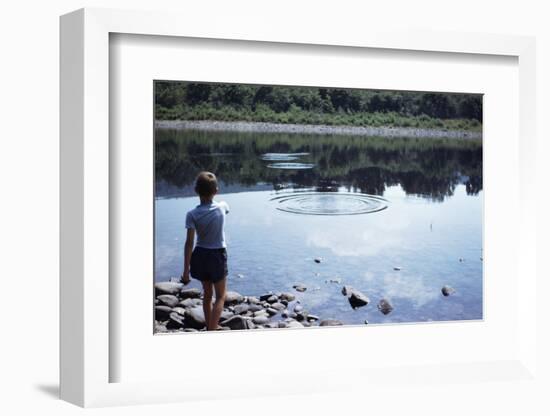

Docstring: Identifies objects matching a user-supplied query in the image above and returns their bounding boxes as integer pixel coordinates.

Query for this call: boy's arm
[181,228,195,284]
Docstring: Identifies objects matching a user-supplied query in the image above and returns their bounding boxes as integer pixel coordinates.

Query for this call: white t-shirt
[185,200,229,249]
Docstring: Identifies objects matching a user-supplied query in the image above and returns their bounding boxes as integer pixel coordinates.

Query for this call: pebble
[314,257,322,263]
[393,266,402,271]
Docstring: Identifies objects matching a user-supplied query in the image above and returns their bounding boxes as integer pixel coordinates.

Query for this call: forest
[155,81,482,131]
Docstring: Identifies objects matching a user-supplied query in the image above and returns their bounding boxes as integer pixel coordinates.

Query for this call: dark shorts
[190,246,228,283]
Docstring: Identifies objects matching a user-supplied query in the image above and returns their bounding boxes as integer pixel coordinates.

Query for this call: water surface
[155,129,483,325]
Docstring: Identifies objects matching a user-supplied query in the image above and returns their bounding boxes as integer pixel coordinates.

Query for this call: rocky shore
[153,280,429,333]
[155,120,482,140]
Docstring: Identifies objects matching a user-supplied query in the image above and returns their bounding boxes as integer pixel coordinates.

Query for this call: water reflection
[155,129,482,202]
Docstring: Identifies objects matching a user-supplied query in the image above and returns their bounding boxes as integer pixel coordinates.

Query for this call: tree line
[155,81,482,122]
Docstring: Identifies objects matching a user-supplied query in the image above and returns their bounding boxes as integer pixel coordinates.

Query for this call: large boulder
[224,291,244,305]
[180,288,202,299]
[156,294,179,308]
[220,315,254,330]
[184,307,206,329]
[155,282,183,296]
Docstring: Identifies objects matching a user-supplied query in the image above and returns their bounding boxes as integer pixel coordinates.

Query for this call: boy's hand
[180,271,191,285]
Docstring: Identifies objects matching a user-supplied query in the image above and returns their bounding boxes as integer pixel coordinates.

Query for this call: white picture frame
[60,7,538,407]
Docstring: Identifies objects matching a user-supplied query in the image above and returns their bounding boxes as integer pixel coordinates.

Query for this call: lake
[155,128,483,325]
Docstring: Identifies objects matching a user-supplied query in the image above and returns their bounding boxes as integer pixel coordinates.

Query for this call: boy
[181,171,229,331]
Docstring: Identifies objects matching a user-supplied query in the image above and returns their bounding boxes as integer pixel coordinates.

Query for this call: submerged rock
[319,319,344,327]
[341,285,353,296]
[293,284,307,292]
[342,286,369,309]
[155,282,183,296]
[314,257,322,263]
[377,299,394,315]
[156,294,179,308]
[441,285,456,296]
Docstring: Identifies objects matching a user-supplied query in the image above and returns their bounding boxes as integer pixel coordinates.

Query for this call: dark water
[155,129,483,325]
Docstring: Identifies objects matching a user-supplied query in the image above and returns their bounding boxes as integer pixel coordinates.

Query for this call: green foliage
[154,81,483,130]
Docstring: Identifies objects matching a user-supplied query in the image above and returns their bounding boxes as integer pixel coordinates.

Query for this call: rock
[247,296,261,304]
[180,288,202,299]
[303,321,312,327]
[179,298,201,308]
[295,312,308,322]
[259,293,274,302]
[271,302,286,311]
[393,266,402,271]
[280,292,296,302]
[294,304,304,313]
[441,285,456,296]
[278,321,288,328]
[266,308,278,316]
[237,273,245,279]
[248,304,263,313]
[293,284,307,292]
[156,294,179,308]
[253,316,270,325]
[319,319,344,327]
[155,305,172,321]
[287,320,304,328]
[184,307,206,329]
[348,289,370,309]
[184,328,198,332]
[155,299,159,305]
[266,295,278,304]
[171,307,187,316]
[341,285,353,296]
[265,322,279,329]
[281,309,290,318]
[314,257,322,263]
[224,291,244,305]
[220,310,234,321]
[167,312,185,329]
[155,282,183,296]
[377,299,394,315]
[154,324,168,333]
[307,314,320,322]
[253,310,268,317]
[233,304,249,315]
[364,319,369,325]
[220,315,254,330]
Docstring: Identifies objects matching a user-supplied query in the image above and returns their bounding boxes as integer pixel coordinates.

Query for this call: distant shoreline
[155,120,482,140]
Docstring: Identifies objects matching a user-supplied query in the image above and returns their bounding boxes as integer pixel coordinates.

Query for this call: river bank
[155,120,482,140]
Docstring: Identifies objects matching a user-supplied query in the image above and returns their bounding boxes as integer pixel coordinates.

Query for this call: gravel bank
[155,120,482,140]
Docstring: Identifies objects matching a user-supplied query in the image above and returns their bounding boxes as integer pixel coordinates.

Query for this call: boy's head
[194,171,218,198]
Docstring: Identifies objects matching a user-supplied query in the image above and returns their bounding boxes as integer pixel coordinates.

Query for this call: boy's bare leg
[201,281,213,330]
[209,278,227,330]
